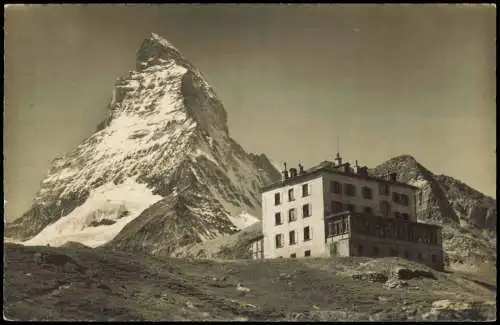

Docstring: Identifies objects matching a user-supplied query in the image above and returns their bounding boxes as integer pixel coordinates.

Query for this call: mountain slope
[6,33,280,249]
[107,191,238,257]
[370,155,496,266]
[172,221,263,259]
[433,174,496,229]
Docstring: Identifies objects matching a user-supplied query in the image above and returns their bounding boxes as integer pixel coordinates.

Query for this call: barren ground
[3,243,496,321]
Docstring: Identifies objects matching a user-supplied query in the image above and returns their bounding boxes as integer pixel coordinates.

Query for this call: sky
[4,4,496,221]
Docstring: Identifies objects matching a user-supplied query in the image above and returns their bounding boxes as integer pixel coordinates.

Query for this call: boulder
[392,266,435,280]
[422,299,495,321]
[352,272,388,283]
[384,278,409,289]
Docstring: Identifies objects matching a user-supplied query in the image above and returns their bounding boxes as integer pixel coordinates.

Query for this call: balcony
[324,211,442,246]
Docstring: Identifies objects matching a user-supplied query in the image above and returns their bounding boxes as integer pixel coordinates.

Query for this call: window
[394,212,401,219]
[275,212,282,225]
[274,193,281,205]
[373,246,380,256]
[288,208,297,222]
[302,204,311,218]
[304,250,311,257]
[344,183,356,197]
[400,194,409,206]
[380,200,391,216]
[432,254,437,262]
[402,213,409,221]
[408,228,414,241]
[379,183,390,196]
[331,201,343,213]
[404,251,410,259]
[392,192,400,204]
[288,188,295,201]
[304,226,311,241]
[346,204,356,212]
[302,184,309,197]
[363,206,373,214]
[362,186,373,199]
[396,228,402,239]
[358,245,364,255]
[430,233,437,245]
[418,253,423,261]
[289,230,296,245]
[331,181,342,194]
[290,253,297,258]
[275,234,283,248]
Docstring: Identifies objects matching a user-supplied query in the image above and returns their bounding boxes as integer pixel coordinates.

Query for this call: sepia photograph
[3,4,496,321]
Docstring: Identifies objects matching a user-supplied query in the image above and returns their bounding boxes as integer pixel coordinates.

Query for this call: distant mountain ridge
[370,155,496,266]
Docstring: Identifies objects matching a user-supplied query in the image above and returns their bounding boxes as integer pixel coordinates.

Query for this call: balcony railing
[324,211,441,246]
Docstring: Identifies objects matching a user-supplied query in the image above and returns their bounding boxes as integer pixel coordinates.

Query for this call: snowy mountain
[6,33,280,250]
[370,155,497,266]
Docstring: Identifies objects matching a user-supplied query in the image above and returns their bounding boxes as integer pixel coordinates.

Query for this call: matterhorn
[6,33,280,256]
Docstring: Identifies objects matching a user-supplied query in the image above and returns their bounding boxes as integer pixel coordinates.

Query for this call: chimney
[289,167,298,178]
[298,163,305,175]
[389,172,397,182]
[282,162,289,181]
[354,160,360,174]
[343,162,351,173]
[334,152,342,166]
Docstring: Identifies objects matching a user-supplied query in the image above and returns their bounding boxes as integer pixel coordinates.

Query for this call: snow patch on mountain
[23,178,162,248]
[150,32,179,51]
[206,136,214,148]
[228,211,260,230]
[408,178,429,188]
[192,148,219,167]
[4,237,22,244]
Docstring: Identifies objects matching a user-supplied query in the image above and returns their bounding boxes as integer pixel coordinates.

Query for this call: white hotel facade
[257,154,444,270]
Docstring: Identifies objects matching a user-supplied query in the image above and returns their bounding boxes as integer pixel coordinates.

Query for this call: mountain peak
[388,154,419,164]
[148,33,178,50]
[136,32,184,71]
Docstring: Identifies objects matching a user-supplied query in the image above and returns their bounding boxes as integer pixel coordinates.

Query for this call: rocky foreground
[3,243,496,321]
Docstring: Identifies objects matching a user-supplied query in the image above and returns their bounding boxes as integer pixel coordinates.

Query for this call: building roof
[261,160,419,193]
